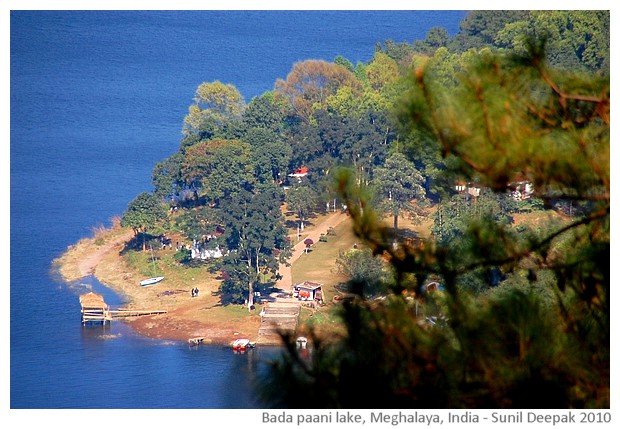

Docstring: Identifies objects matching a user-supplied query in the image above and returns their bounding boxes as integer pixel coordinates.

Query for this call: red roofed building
[289,166,309,179]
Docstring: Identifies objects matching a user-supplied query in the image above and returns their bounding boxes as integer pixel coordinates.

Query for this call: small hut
[293,281,324,303]
[79,292,110,324]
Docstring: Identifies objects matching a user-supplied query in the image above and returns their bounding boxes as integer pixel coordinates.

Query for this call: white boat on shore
[140,276,164,287]
[232,338,255,352]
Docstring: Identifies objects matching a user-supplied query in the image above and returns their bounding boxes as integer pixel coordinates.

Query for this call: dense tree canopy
[249,132,292,185]
[152,11,609,216]
[241,91,290,133]
[494,11,610,72]
[180,138,254,204]
[449,10,530,52]
[259,38,609,408]
[121,192,168,251]
[335,248,390,298]
[151,153,182,200]
[121,192,167,236]
[275,59,362,121]
[183,81,246,136]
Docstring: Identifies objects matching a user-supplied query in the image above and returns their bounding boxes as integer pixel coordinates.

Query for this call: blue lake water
[9,10,466,411]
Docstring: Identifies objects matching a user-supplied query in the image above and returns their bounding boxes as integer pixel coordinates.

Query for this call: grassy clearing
[283,203,341,237]
[292,216,359,299]
[198,300,264,326]
[389,206,436,240]
[121,247,224,298]
[298,305,345,337]
[292,211,435,294]
[297,308,341,337]
[292,209,437,337]
[511,209,567,228]
[123,250,160,278]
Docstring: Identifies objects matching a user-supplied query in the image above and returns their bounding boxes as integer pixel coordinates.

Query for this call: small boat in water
[140,276,164,287]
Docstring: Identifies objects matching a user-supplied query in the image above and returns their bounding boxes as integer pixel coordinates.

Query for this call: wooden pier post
[79,292,166,325]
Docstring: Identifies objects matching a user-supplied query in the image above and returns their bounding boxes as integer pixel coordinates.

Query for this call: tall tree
[334,55,355,72]
[241,91,289,133]
[413,26,450,55]
[174,205,218,244]
[121,192,168,250]
[302,109,394,187]
[251,137,292,185]
[183,81,246,136]
[180,138,254,205]
[275,59,362,121]
[151,152,183,199]
[364,51,400,92]
[335,248,390,298]
[286,185,318,232]
[374,151,427,231]
[218,185,290,309]
[375,39,416,68]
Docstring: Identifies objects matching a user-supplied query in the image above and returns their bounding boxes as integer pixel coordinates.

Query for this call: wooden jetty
[80,292,166,325]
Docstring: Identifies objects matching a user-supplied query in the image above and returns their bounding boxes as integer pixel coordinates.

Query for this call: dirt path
[78,230,134,277]
[276,211,348,292]
[257,211,348,344]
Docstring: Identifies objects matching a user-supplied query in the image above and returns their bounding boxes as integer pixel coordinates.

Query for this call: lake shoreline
[53,224,270,346]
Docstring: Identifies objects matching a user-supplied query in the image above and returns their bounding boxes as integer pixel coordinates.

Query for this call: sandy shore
[55,212,348,346]
[55,226,263,345]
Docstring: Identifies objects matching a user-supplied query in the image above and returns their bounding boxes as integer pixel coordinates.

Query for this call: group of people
[191,287,200,297]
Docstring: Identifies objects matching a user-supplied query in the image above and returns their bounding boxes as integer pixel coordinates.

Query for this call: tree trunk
[392,213,400,249]
[247,257,254,311]
[255,251,260,278]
